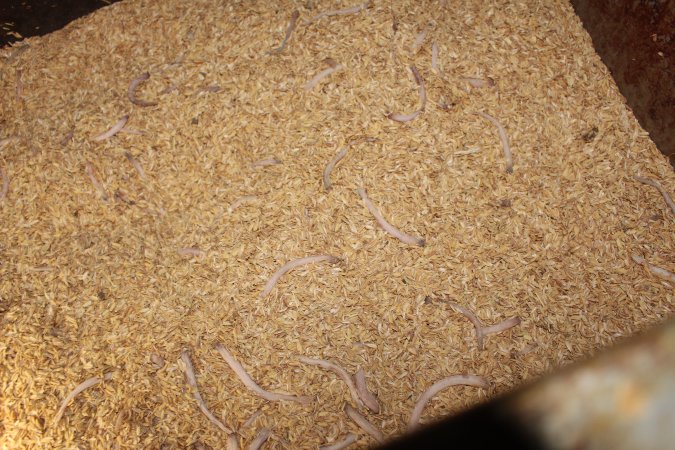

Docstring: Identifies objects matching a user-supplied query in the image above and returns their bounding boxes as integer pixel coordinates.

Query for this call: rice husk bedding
[0,0,673,448]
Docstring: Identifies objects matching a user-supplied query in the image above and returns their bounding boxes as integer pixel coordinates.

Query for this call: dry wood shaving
[0,0,673,448]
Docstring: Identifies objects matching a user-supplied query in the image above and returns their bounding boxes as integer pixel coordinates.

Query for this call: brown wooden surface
[571,0,675,167]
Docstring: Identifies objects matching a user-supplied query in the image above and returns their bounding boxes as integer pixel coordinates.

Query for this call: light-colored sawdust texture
[0,0,673,448]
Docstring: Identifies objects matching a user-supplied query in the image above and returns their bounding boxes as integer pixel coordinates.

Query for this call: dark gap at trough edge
[375,397,545,450]
[569,0,674,168]
[0,0,121,46]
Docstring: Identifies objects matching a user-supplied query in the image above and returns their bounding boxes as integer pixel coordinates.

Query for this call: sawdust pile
[1,0,673,448]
